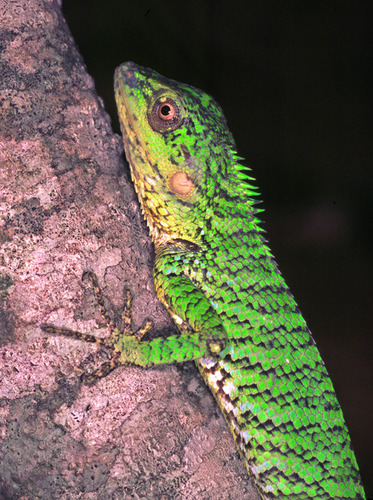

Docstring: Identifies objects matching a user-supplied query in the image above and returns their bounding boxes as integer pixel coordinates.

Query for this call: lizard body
[42,61,365,499]
[114,62,365,499]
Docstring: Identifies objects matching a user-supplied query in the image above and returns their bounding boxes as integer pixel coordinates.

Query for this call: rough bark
[0,1,259,498]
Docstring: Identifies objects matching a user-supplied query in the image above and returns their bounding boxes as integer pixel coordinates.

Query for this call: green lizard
[42,61,365,499]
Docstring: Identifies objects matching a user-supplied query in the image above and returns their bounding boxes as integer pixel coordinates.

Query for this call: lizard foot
[41,271,153,383]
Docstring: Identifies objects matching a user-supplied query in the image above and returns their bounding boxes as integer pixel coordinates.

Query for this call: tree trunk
[0,1,259,498]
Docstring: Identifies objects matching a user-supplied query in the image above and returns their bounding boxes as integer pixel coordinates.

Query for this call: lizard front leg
[41,271,227,382]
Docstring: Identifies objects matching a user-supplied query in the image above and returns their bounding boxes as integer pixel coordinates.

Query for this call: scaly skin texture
[113,62,365,499]
[43,62,366,498]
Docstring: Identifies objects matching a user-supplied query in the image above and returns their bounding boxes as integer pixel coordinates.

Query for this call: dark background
[62,1,373,495]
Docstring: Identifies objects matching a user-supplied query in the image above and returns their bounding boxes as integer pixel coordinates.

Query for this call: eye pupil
[160,104,171,116]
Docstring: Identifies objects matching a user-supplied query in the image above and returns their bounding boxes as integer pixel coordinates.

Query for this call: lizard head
[114,61,257,247]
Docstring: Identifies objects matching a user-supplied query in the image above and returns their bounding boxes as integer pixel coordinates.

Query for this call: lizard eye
[149,95,184,133]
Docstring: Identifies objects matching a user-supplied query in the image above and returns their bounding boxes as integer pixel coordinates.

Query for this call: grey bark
[0,1,259,498]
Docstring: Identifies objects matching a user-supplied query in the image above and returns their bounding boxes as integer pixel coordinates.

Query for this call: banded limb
[41,271,227,383]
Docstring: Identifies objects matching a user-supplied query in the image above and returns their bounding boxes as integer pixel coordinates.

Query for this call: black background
[62,1,373,495]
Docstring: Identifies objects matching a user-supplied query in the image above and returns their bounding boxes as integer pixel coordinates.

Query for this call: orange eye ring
[148,94,184,132]
[158,102,176,121]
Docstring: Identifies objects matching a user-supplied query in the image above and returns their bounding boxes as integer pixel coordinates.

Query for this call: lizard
[41,61,366,499]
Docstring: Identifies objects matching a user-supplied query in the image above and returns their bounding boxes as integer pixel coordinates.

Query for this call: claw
[40,324,113,349]
[134,319,153,340]
[81,356,121,385]
[122,288,132,333]
[85,272,117,334]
